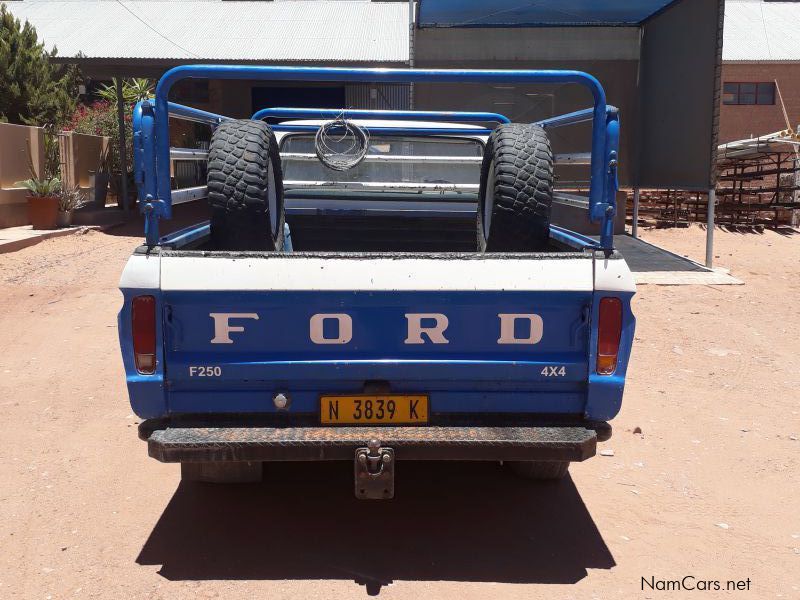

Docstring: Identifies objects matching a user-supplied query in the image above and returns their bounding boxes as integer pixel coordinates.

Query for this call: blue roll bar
[536,105,618,129]
[252,106,511,125]
[137,65,618,251]
[270,124,493,136]
[168,101,230,125]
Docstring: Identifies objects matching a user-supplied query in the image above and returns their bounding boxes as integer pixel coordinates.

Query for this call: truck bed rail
[132,65,620,250]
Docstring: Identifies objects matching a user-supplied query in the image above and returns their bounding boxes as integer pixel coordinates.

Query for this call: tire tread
[207,119,284,251]
[478,123,554,251]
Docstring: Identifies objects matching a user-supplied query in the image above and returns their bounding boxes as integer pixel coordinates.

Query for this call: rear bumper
[142,422,604,463]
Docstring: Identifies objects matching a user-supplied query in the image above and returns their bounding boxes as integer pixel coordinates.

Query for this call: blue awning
[419,0,680,27]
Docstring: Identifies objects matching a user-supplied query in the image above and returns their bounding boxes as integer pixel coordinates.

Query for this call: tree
[96,78,153,105]
[0,3,81,127]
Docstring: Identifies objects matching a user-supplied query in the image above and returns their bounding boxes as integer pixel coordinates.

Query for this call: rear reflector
[132,295,156,374]
[596,297,622,375]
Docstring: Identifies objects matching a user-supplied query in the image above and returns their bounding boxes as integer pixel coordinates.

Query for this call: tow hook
[355,439,395,500]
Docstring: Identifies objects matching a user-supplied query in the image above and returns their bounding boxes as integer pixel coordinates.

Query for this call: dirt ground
[0,214,798,599]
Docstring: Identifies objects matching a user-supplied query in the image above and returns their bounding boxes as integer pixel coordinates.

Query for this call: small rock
[600,449,615,457]
[672,346,683,355]
[634,461,644,468]
[633,426,642,434]
[630,490,640,495]
[740,428,750,433]
[789,436,798,441]
[716,523,730,530]
[620,535,630,541]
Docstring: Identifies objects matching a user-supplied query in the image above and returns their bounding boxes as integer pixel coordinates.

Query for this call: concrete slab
[610,235,743,285]
[0,225,101,254]
[634,269,743,285]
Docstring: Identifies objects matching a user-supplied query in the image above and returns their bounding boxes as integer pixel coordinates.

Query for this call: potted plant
[18,130,64,229]
[57,185,87,227]
[17,177,62,230]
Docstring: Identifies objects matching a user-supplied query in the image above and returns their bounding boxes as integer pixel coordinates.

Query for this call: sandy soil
[0,214,798,599]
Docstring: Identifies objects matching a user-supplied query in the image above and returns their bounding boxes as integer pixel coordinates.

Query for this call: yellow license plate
[320,395,428,424]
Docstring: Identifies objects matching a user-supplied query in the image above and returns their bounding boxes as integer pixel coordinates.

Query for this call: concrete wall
[206,80,409,117]
[0,123,45,228]
[415,27,641,63]
[58,131,109,192]
[414,27,640,187]
[719,63,800,143]
[416,2,724,192]
[636,0,723,189]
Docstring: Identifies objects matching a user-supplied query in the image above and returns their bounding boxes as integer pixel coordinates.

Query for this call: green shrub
[16,177,61,197]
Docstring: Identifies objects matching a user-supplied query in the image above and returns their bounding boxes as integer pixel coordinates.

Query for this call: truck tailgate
[159,253,594,416]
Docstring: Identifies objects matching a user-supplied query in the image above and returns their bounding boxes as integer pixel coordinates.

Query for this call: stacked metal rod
[715,128,800,227]
[626,129,800,229]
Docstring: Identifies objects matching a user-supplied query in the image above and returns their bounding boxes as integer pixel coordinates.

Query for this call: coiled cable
[314,115,369,171]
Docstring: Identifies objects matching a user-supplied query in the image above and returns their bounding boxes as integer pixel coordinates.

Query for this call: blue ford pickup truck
[119,65,635,498]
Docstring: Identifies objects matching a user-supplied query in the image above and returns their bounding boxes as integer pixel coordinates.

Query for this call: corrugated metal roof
[724,1,800,62]
[14,0,795,64]
[4,0,409,62]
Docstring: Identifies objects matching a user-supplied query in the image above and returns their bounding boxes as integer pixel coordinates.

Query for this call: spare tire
[477,123,554,252]
[207,119,284,251]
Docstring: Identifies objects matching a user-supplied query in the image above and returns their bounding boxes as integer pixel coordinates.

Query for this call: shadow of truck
[137,461,614,594]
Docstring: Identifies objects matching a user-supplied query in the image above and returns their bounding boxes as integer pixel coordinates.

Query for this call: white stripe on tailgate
[160,256,594,292]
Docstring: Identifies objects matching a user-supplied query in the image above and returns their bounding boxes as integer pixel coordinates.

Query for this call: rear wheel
[477,123,554,252]
[207,119,285,251]
[508,460,569,480]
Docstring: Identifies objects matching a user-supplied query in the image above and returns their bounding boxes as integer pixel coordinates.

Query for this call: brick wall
[719,63,800,143]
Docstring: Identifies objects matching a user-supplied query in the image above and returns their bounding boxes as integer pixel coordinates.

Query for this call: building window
[723,82,775,106]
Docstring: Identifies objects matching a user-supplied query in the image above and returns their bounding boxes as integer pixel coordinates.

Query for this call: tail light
[132,295,156,374]
[596,297,622,375]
